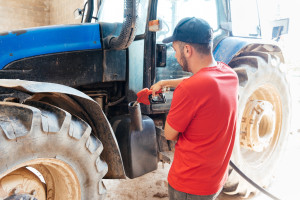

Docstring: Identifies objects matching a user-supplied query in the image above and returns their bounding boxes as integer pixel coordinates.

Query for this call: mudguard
[213,37,284,65]
[0,79,125,179]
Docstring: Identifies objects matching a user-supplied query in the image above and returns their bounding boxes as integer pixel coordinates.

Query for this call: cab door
[148,0,220,114]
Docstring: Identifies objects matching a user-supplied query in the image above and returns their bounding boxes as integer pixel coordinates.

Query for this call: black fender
[0,79,125,179]
[213,37,285,65]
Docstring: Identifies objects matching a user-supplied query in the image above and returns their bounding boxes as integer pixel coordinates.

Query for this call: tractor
[0,0,290,199]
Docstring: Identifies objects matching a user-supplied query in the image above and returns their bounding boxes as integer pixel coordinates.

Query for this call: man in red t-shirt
[151,17,238,200]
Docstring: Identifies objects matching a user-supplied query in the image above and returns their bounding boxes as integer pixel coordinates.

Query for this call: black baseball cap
[162,17,213,44]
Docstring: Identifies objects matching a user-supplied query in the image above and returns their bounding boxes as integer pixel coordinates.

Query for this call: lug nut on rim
[240,100,275,152]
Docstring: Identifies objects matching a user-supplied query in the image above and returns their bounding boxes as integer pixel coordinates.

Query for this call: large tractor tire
[0,100,108,199]
[223,52,291,197]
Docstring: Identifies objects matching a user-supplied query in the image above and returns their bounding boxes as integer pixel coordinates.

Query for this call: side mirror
[272,18,289,41]
[73,8,83,19]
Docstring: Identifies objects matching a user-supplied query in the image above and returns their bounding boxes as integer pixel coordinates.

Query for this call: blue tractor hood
[0,23,102,69]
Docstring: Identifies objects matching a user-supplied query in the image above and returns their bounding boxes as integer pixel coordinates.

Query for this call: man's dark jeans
[168,184,222,200]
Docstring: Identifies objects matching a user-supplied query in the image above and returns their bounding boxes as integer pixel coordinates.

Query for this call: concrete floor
[103,69,300,200]
[103,133,300,200]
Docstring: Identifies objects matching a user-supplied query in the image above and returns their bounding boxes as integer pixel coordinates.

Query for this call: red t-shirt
[167,62,238,195]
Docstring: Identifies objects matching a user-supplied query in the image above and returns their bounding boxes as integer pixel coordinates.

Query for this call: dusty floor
[103,69,300,200]
[103,133,300,200]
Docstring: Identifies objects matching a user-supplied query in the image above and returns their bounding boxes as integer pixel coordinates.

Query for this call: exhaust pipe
[104,0,137,50]
[84,0,94,23]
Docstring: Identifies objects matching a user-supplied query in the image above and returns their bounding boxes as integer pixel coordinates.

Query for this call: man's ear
[184,45,193,57]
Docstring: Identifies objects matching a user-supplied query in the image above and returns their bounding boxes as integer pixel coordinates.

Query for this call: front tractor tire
[0,100,108,200]
[223,52,291,197]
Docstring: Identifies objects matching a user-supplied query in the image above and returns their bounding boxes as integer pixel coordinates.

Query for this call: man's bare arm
[164,121,179,141]
[150,77,187,96]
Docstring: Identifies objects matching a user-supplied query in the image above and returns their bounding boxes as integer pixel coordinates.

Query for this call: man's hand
[150,80,164,97]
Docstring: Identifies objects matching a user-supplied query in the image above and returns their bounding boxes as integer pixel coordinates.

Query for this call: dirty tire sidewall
[224,55,291,196]
[0,101,108,200]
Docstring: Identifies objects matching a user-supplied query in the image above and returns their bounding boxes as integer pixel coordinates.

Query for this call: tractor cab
[96,0,230,114]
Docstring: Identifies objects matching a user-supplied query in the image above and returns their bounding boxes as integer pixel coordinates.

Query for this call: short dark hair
[177,41,212,55]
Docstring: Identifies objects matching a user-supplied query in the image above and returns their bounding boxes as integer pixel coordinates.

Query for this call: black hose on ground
[229,161,281,200]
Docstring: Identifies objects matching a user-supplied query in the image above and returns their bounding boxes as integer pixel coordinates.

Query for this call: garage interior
[0,0,299,199]
[0,0,83,32]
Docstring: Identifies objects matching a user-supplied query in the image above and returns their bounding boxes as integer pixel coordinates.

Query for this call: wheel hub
[240,100,275,152]
[0,168,45,200]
